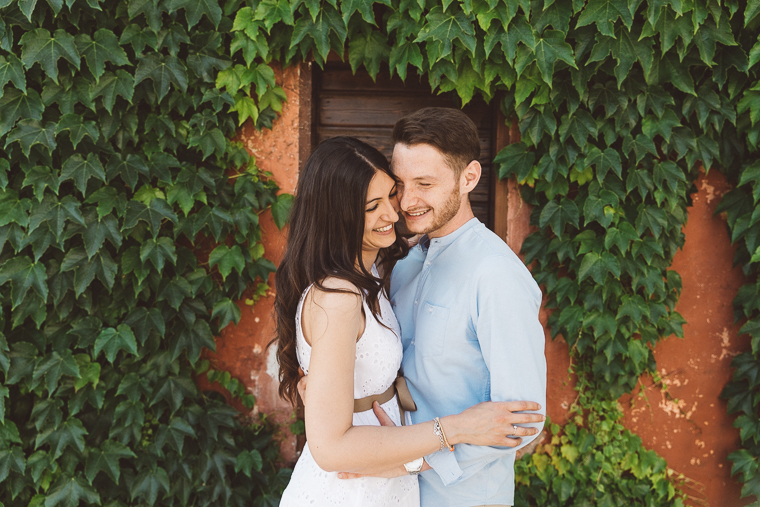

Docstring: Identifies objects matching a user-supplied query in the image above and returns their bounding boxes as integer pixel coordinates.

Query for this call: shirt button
[425,261,431,266]
[414,300,418,305]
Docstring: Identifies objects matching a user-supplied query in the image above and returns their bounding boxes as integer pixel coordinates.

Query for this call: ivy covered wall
[1,0,760,506]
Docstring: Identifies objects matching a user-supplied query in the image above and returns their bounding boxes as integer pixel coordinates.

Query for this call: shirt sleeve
[425,254,547,486]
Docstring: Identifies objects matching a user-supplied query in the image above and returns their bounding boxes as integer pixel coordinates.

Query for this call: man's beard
[414,186,461,236]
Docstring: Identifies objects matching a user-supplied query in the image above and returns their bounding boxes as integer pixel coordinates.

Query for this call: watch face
[404,457,424,474]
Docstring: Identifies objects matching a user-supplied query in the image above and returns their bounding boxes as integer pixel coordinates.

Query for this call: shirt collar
[418,218,479,252]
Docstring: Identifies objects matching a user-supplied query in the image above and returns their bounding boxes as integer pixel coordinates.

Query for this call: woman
[274,137,543,506]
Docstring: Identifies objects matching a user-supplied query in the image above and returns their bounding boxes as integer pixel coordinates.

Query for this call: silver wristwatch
[403,457,424,476]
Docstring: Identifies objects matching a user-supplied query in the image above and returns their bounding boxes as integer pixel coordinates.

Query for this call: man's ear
[460,160,482,194]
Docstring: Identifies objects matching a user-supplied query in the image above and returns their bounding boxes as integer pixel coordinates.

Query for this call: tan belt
[354,376,417,425]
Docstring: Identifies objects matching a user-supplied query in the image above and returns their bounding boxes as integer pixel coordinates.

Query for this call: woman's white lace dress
[279,280,420,507]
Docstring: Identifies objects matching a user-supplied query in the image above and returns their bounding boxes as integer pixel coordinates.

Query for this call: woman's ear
[460,160,482,194]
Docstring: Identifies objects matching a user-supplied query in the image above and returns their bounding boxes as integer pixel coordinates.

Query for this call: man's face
[391,143,463,238]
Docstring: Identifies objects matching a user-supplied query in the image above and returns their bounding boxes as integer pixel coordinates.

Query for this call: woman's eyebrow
[366,196,381,205]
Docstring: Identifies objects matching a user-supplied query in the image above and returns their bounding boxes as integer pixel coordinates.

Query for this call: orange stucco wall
[206,67,750,504]
[199,63,304,463]
[619,169,750,507]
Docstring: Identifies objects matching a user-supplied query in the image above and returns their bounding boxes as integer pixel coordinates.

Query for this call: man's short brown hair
[391,107,480,176]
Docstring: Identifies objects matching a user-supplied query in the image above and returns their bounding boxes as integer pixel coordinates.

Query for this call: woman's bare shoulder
[307,277,362,313]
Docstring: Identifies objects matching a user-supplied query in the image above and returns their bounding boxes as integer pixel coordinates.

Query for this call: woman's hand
[442,401,544,448]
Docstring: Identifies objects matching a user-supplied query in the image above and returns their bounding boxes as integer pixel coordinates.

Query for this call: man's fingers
[373,401,397,426]
[509,425,540,437]
[502,400,542,412]
[501,436,523,447]
[511,413,546,424]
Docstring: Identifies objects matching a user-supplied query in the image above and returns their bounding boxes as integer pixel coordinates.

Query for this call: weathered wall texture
[205,67,750,504]
[619,169,750,507]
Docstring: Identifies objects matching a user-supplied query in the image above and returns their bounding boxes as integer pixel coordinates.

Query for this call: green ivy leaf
[539,198,579,237]
[73,353,101,390]
[169,0,223,29]
[20,28,80,84]
[140,236,177,271]
[127,0,165,32]
[134,53,188,102]
[349,31,391,79]
[389,41,424,80]
[45,474,101,507]
[155,417,196,454]
[94,325,139,363]
[559,110,597,148]
[74,29,130,81]
[29,194,87,241]
[60,153,106,194]
[150,375,198,412]
[635,204,668,238]
[123,198,178,237]
[209,244,246,280]
[415,6,477,59]
[5,119,57,156]
[105,153,148,189]
[0,446,26,483]
[0,54,26,96]
[35,418,88,460]
[83,212,122,259]
[125,307,165,344]
[290,5,347,61]
[484,14,535,61]
[604,222,639,253]
[119,23,159,54]
[212,298,242,330]
[235,449,263,478]
[271,193,294,229]
[22,165,60,202]
[531,30,577,86]
[188,127,226,159]
[85,440,137,483]
[0,256,48,309]
[578,251,620,283]
[55,113,100,149]
[576,0,632,37]
[494,142,536,181]
[131,467,170,506]
[32,350,80,395]
[584,146,621,183]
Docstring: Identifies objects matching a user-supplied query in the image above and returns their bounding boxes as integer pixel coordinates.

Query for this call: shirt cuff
[424,450,463,486]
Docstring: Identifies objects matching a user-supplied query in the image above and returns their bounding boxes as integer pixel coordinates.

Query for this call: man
[388,107,547,507]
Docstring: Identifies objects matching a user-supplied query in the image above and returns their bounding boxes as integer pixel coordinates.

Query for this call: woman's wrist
[438,415,461,446]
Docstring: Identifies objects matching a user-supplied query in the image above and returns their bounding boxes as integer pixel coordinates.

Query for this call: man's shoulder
[457,222,521,264]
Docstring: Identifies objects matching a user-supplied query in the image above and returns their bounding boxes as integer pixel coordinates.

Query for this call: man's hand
[444,400,545,448]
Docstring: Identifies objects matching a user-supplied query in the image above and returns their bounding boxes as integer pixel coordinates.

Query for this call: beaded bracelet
[433,417,455,452]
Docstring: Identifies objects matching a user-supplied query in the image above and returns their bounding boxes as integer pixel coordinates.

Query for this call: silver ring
[512,424,517,432]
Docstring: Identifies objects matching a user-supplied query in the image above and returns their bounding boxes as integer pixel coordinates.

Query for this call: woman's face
[362,170,400,257]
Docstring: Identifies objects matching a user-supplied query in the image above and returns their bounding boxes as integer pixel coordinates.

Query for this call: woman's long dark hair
[274,137,409,405]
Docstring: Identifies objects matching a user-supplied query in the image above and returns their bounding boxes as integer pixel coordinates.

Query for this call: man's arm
[425,256,547,485]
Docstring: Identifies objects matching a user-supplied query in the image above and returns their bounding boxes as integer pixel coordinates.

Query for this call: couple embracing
[274,108,547,507]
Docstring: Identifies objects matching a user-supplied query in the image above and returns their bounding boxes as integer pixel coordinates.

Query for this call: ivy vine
[0,0,292,506]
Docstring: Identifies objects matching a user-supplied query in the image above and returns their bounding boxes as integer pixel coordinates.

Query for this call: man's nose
[398,186,415,211]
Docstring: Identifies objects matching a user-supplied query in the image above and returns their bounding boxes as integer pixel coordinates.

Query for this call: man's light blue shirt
[390,218,547,507]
